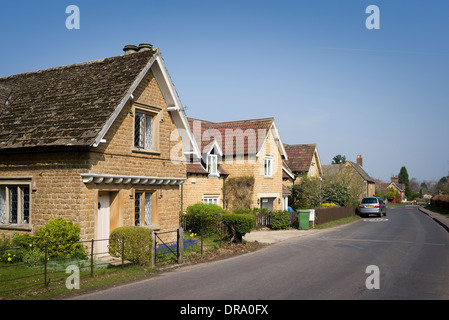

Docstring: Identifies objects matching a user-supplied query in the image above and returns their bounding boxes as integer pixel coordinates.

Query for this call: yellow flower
[7,257,12,262]
[8,253,11,256]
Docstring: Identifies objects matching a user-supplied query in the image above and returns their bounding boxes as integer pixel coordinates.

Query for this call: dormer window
[264,157,273,177]
[207,154,218,176]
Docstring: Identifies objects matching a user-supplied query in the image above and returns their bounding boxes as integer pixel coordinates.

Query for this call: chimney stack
[123,45,138,55]
[391,175,399,184]
[356,155,363,167]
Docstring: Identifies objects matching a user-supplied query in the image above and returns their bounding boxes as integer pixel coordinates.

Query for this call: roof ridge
[211,117,274,125]
[0,49,157,80]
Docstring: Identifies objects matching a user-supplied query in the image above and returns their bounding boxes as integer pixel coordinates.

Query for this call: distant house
[376,175,406,202]
[322,155,375,201]
[0,44,199,249]
[283,143,323,187]
[183,117,289,211]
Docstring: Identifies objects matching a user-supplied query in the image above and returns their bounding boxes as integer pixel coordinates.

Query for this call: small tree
[332,154,346,164]
[399,167,412,200]
[289,175,322,209]
[322,181,351,207]
[386,186,397,202]
[222,214,255,243]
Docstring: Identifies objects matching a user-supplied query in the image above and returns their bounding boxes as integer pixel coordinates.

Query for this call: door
[96,193,110,255]
[261,198,274,211]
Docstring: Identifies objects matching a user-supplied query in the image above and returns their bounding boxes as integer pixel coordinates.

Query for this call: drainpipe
[222,175,227,210]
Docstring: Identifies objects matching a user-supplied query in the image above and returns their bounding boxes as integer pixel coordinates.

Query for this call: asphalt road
[71,206,449,300]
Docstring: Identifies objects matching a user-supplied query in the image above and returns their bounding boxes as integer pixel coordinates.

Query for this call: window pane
[145,115,153,149]
[134,112,144,148]
[144,193,152,226]
[135,192,142,226]
[22,187,30,224]
[9,187,18,224]
[264,158,272,177]
[0,187,5,223]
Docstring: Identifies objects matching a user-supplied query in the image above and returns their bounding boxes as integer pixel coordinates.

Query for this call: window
[135,191,153,226]
[0,185,30,225]
[207,154,218,176]
[264,157,273,177]
[134,111,153,150]
[203,196,219,205]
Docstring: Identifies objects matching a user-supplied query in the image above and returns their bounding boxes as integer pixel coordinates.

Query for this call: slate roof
[0,49,157,151]
[187,117,274,156]
[346,161,375,183]
[322,162,375,184]
[284,144,316,173]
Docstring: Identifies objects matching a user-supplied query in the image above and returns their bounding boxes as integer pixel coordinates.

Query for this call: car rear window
[361,198,378,204]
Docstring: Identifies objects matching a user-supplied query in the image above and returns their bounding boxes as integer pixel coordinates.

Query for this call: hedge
[184,203,229,233]
[109,226,152,265]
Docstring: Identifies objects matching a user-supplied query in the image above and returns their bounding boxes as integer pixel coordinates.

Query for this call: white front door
[96,193,110,255]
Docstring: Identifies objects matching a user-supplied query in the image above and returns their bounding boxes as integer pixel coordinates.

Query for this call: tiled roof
[188,117,274,156]
[186,162,228,175]
[282,185,292,195]
[284,144,316,172]
[0,49,157,151]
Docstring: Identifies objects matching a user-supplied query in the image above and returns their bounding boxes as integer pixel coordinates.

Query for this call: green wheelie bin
[297,210,310,230]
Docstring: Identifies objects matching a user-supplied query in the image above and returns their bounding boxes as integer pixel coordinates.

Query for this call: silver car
[359,197,386,217]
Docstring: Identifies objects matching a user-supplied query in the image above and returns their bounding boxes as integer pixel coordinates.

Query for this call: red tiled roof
[284,144,316,173]
[186,162,228,175]
[188,117,274,156]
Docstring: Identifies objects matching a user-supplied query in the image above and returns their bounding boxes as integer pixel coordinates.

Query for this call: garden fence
[0,230,187,296]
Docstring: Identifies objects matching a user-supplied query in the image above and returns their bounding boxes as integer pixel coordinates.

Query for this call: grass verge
[424,204,449,217]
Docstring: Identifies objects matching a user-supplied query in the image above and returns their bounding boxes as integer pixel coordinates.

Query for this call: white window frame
[207,154,218,176]
[203,196,219,205]
[264,157,273,177]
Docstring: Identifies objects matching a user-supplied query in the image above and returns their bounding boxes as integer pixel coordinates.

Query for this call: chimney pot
[138,43,153,52]
[123,45,138,55]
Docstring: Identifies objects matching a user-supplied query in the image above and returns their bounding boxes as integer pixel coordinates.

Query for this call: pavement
[243,227,324,244]
[418,206,449,232]
[243,207,449,245]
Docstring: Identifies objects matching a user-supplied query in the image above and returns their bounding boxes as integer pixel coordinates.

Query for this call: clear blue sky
[1,0,448,182]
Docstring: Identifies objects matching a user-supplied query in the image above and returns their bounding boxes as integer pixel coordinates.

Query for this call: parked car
[359,197,386,217]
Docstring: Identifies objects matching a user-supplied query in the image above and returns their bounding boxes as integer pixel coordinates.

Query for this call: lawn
[0,232,264,300]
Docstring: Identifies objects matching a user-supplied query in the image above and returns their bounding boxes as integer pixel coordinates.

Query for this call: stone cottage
[183,117,289,211]
[0,43,200,251]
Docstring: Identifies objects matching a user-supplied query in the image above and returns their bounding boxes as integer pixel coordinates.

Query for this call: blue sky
[1,0,448,182]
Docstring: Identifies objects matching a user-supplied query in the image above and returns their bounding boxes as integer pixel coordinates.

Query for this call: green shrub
[109,226,152,265]
[269,210,291,230]
[34,218,86,259]
[222,214,256,243]
[185,203,229,233]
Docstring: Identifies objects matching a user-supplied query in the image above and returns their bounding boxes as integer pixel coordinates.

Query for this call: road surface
[71,206,449,300]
